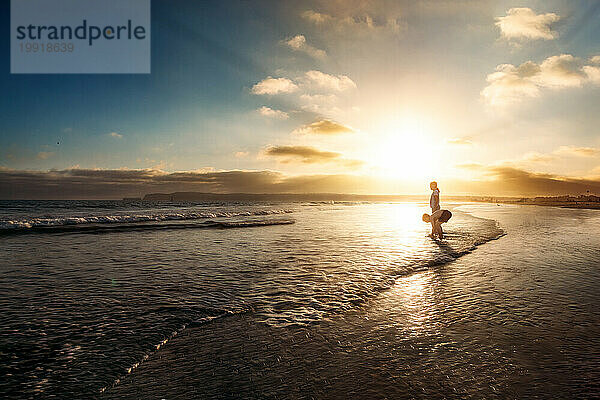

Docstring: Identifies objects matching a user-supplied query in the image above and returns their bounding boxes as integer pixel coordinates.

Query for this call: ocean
[0,200,598,398]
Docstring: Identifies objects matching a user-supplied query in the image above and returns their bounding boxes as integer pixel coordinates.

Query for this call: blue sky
[1,0,600,198]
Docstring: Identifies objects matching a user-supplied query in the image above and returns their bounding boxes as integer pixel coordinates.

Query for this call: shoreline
[472,199,600,210]
[462,195,600,210]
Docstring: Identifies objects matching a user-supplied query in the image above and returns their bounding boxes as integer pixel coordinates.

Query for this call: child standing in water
[430,181,440,213]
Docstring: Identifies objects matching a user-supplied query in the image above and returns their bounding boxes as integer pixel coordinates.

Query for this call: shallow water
[106,203,600,399]
[2,201,599,398]
[0,200,498,397]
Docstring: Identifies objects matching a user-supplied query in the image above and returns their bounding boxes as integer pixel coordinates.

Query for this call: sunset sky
[2,0,600,198]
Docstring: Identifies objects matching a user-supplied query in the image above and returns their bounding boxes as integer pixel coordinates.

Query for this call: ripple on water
[0,202,503,397]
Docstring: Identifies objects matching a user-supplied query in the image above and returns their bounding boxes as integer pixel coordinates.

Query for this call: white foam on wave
[0,209,294,231]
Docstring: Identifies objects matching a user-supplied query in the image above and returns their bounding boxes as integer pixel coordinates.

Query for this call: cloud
[234,151,250,158]
[338,159,365,169]
[481,62,541,106]
[265,145,340,163]
[302,10,333,25]
[454,163,600,195]
[251,77,299,95]
[493,151,558,166]
[292,119,354,135]
[264,145,364,169]
[2,165,599,199]
[0,168,282,199]
[535,55,586,88]
[302,70,357,91]
[283,35,326,59]
[301,10,404,35]
[455,162,484,170]
[300,93,338,104]
[495,8,560,41]
[473,165,600,196]
[0,168,376,199]
[446,136,473,145]
[520,151,555,163]
[482,54,595,106]
[252,70,356,113]
[554,146,599,157]
[36,151,55,160]
[250,71,355,112]
[583,63,600,84]
[491,146,599,168]
[109,132,123,139]
[257,106,289,119]
[299,94,340,114]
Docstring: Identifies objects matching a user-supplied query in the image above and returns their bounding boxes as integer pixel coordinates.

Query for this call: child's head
[422,213,431,223]
[430,181,438,190]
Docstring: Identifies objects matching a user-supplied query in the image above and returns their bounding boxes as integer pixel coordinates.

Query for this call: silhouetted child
[430,181,440,212]
[422,209,452,239]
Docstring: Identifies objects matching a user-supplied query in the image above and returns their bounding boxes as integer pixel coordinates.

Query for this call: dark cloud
[265,145,364,168]
[0,168,284,199]
[1,165,599,199]
[483,166,600,195]
[450,165,600,196]
[0,168,372,199]
[265,146,341,163]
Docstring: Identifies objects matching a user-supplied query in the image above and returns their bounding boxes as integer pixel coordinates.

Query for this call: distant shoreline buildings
[468,195,600,209]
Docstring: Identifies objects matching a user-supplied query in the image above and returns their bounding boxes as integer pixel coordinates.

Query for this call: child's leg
[431,219,442,238]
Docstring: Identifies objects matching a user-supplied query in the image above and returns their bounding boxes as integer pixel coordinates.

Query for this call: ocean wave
[302,201,372,206]
[0,218,295,235]
[0,209,293,232]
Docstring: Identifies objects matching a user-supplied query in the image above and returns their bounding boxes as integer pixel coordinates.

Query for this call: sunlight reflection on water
[390,271,440,336]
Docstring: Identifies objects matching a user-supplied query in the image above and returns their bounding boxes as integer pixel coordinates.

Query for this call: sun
[366,115,441,181]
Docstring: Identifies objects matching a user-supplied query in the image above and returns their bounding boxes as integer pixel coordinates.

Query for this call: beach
[3,0,600,398]
[1,201,599,398]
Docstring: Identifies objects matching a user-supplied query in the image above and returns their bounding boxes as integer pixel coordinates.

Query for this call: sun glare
[367,115,441,181]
